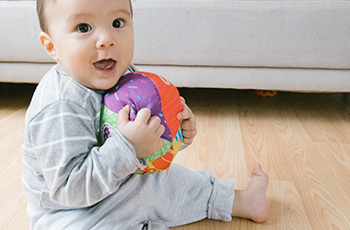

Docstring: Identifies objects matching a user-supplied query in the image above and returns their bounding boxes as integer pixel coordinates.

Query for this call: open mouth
[93,59,116,71]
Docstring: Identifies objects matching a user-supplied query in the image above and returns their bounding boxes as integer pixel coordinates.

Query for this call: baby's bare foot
[231,163,269,222]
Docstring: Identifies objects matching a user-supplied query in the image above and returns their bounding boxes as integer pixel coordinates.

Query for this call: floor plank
[1,84,350,229]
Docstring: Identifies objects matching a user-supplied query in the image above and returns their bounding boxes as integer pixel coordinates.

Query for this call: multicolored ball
[100,71,183,174]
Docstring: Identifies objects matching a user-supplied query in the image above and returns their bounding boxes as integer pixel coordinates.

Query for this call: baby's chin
[74,77,118,91]
[89,80,120,91]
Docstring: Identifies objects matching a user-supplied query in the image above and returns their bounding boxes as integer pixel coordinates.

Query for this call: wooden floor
[1,83,350,230]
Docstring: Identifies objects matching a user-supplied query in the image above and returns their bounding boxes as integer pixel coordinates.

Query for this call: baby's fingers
[181,118,197,132]
[182,129,196,145]
[148,116,165,136]
[177,98,193,121]
[118,105,130,125]
[155,123,165,137]
[134,108,151,125]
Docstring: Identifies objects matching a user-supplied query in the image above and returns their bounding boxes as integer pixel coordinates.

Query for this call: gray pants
[28,163,235,229]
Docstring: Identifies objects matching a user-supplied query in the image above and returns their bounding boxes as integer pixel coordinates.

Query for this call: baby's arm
[117,105,165,159]
[28,101,143,208]
[177,97,197,145]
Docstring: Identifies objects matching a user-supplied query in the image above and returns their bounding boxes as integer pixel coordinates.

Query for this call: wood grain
[1,84,350,229]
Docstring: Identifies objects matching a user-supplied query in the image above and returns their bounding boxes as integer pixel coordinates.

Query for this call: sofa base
[1,62,349,92]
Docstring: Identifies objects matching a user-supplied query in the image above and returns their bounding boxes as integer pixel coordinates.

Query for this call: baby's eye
[76,23,92,33]
[112,19,124,29]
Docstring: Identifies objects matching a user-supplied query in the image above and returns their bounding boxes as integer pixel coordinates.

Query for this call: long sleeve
[26,100,143,207]
[21,65,147,209]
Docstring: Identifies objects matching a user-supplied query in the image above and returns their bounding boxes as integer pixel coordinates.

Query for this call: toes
[251,163,263,176]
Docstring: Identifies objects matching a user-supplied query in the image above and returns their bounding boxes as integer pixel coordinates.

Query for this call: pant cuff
[207,177,235,221]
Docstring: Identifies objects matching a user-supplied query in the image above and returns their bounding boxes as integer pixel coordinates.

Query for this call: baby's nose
[98,41,114,48]
[96,32,115,48]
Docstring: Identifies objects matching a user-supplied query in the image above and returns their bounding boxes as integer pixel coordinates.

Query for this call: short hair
[36,0,133,34]
[36,0,53,33]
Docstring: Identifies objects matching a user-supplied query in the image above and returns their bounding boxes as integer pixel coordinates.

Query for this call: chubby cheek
[57,56,93,88]
[127,37,134,62]
[119,31,134,64]
[65,47,92,73]
[116,45,134,75]
[55,40,87,68]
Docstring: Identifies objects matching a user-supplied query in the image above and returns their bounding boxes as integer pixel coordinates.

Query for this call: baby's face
[44,0,134,90]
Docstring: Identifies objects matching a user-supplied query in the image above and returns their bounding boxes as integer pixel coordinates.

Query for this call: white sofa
[1,0,350,92]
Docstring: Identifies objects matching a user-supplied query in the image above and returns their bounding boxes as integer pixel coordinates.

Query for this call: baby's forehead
[43,0,132,31]
[47,0,132,15]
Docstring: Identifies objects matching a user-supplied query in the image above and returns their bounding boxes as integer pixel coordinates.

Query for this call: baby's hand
[177,97,197,145]
[118,105,165,159]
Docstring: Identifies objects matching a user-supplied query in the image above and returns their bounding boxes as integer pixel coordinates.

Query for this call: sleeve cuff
[102,129,145,177]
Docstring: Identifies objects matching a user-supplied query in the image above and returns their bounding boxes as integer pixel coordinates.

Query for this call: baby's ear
[39,32,57,61]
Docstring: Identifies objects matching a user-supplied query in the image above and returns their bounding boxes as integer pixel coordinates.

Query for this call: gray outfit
[22,65,235,229]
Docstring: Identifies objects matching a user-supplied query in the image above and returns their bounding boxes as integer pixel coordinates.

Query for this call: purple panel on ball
[103,73,172,142]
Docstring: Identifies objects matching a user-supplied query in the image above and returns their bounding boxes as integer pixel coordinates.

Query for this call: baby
[21,0,269,229]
